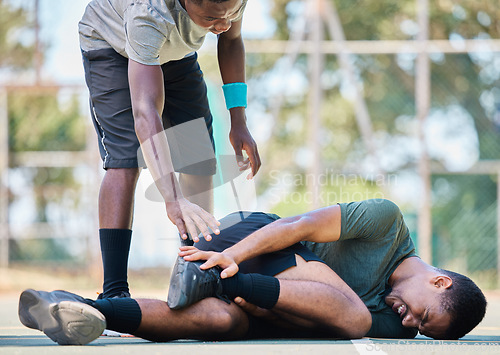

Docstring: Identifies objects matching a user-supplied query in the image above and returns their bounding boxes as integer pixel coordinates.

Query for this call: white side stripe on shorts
[92,104,110,169]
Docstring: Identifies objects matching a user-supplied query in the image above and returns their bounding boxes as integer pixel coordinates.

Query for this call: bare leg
[99,168,141,229]
[134,298,249,342]
[269,256,372,338]
[98,168,141,296]
[179,173,213,213]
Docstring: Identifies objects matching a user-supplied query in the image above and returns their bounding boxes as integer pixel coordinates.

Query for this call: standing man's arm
[128,60,220,241]
[217,19,261,178]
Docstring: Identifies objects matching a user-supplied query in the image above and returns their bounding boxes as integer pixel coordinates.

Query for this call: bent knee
[342,308,372,339]
[213,307,239,332]
[203,299,248,337]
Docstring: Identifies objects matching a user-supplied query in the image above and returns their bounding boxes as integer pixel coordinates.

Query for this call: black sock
[92,298,142,334]
[100,229,132,298]
[221,273,280,309]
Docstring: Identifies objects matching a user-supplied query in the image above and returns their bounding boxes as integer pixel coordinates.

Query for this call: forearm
[223,215,312,264]
[218,31,247,124]
[224,205,342,264]
[129,60,182,202]
[136,122,181,202]
[217,31,245,84]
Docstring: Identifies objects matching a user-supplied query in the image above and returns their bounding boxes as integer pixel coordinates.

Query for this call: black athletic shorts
[82,48,216,175]
[195,211,324,276]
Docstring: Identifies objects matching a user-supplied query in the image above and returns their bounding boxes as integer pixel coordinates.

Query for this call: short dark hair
[439,269,487,339]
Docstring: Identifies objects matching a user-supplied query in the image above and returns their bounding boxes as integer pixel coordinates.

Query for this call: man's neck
[388,256,433,286]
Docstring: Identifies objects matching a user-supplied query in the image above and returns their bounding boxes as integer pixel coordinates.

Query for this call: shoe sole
[19,289,106,345]
[167,259,190,310]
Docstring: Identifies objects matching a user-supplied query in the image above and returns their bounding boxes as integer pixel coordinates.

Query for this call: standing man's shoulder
[124,0,207,64]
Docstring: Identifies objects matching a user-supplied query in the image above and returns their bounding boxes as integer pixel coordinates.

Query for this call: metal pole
[497,171,500,287]
[242,38,500,55]
[322,1,382,176]
[34,0,42,85]
[307,0,323,209]
[269,6,309,121]
[416,0,432,263]
[0,89,9,268]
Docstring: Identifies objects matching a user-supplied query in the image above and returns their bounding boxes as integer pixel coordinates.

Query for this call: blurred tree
[247,0,499,281]
[0,0,36,70]
[1,1,86,263]
[8,91,86,226]
[8,93,85,153]
[251,0,499,185]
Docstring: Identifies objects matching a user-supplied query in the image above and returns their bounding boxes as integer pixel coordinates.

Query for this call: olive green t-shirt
[303,199,418,338]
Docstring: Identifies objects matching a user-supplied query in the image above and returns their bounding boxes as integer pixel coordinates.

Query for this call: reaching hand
[233,297,278,321]
[229,119,261,180]
[178,246,239,278]
[166,198,220,242]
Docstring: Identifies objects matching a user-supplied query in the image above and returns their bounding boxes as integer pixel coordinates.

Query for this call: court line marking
[352,339,388,355]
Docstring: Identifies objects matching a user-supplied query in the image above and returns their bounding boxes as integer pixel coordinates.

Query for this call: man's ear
[432,275,453,289]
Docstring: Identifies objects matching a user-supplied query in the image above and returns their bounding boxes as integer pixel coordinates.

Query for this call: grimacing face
[182,0,244,35]
[385,287,453,339]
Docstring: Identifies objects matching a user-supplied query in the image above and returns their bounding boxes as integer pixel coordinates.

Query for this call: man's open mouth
[393,303,407,319]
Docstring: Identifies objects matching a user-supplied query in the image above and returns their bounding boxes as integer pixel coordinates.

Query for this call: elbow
[284,215,313,243]
[294,215,317,243]
[133,112,147,141]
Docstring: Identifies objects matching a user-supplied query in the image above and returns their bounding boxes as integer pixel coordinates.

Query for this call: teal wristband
[222,82,247,109]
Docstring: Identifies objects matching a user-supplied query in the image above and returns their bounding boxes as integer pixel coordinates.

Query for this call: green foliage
[0,0,35,69]
[271,174,387,216]
[432,175,497,274]
[10,238,75,263]
[430,0,500,40]
[249,1,500,280]
[8,92,86,152]
[256,0,500,182]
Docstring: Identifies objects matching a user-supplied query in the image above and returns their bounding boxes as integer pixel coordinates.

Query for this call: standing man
[79,0,260,299]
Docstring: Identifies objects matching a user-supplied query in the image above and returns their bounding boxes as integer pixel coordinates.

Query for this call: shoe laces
[201,268,231,305]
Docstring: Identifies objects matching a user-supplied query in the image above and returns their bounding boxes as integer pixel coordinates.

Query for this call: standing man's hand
[229,108,261,179]
[166,198,220,243]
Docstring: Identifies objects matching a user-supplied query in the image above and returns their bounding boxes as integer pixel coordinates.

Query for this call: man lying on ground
[18,199,486,345]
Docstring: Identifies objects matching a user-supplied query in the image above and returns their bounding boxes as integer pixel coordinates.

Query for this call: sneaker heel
[18,289,40,330]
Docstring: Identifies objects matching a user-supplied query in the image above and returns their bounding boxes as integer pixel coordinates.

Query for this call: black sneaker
[97,290,131,299]
[167,257,230,310]
[180,233,194,247]
[18,289,106,345]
